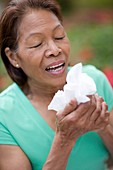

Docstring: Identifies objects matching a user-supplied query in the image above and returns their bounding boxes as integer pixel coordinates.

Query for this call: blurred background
[0,0,113,92]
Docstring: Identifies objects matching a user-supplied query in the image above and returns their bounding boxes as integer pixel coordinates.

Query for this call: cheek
[18,48,42,65]
[63,41,70,56]
[67,44,71,54]
[63,37,70,51]
[16,46,43,75]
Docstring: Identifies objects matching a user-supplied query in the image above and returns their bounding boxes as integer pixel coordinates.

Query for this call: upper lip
[45,60,65,70]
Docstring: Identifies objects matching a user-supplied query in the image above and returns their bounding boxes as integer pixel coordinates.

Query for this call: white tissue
[48,63,96,112]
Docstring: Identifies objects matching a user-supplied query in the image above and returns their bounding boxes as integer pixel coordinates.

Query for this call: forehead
[18,9,62,40]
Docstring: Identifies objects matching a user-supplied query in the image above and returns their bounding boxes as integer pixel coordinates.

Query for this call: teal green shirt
[0,65,113,170]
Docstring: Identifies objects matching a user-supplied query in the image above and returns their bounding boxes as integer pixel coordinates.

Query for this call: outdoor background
[0,0,113,92]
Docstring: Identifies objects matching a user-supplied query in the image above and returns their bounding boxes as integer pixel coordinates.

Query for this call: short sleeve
[0,122,18,145]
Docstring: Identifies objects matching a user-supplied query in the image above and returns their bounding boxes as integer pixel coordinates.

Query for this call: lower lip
[47,66,65,75]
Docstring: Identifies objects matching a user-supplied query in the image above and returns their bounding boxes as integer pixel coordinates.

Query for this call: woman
[0,0,113,169]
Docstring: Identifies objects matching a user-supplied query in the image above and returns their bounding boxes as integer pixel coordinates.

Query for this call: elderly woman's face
[16,9,70,89]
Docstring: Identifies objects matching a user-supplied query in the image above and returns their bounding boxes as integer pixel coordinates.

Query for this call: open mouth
[45,62,65,72]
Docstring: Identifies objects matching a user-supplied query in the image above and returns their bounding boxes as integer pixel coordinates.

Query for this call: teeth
[49,66,63,72]
[47,63,63,70]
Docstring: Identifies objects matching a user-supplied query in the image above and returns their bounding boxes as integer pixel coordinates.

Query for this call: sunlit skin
[15,9,70,98]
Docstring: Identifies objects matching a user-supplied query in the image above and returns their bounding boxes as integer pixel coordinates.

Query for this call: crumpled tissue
[48,63,97,112]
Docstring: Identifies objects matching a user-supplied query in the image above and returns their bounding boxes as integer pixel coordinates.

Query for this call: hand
[55,94,110,145]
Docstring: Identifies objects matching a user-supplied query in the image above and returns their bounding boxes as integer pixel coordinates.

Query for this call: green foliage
[57,0,113,15]
[57,0,76,14]
[67,23,113,69]
[76,0,113,8]
[0,59,12,92]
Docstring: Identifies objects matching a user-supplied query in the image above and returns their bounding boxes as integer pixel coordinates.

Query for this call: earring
[16,64,19,68]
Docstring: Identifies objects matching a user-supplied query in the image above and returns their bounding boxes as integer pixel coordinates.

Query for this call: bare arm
[43,100,79,170]
[42,133,75,170]
[0,145,32,170]
[0,95,109,170]
[43,95,109,170]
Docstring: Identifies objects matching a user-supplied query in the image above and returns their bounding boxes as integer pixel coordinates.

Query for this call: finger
[66,100,92,122]
[95,102,110,125]
[83,95,96,119]
[101,102,109,118]
[62,94,95,119]
[90,94,103,121]
[57,98,91,125]
[57,98,78,117]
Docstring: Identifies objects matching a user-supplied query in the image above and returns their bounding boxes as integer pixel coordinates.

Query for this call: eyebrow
[53,24,63,31]
[25,24,63,41]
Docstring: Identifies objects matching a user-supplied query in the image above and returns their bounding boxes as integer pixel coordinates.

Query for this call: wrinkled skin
[55,94,109,145]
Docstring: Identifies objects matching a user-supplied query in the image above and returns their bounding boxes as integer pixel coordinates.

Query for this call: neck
[22,80,64,105]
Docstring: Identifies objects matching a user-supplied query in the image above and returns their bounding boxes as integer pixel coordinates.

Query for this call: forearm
[98,124,113,158]
[42,132,75,170]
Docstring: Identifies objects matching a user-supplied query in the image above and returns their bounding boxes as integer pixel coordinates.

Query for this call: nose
[45,41,62,57]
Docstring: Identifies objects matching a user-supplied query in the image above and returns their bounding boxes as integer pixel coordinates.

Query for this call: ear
[5,47,19,68]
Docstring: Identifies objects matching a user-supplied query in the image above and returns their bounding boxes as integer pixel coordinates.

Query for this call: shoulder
[0,83,21,145]
[83,64,106,80]
[82,64,111,89]
[83,64,113,110]
[0,83,22,123]
[0,83,18,111]
[68,64,110,85]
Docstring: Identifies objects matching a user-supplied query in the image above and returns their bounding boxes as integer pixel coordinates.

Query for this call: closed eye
[29,43,42,48]
[55,36,65,40]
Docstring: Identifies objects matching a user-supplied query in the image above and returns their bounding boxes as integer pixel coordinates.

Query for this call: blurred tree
[57,0,77,14]
[73,0,113,8]
[57,0,113,16]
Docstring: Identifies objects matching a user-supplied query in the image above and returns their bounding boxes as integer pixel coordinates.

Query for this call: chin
[53,76,66,90]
